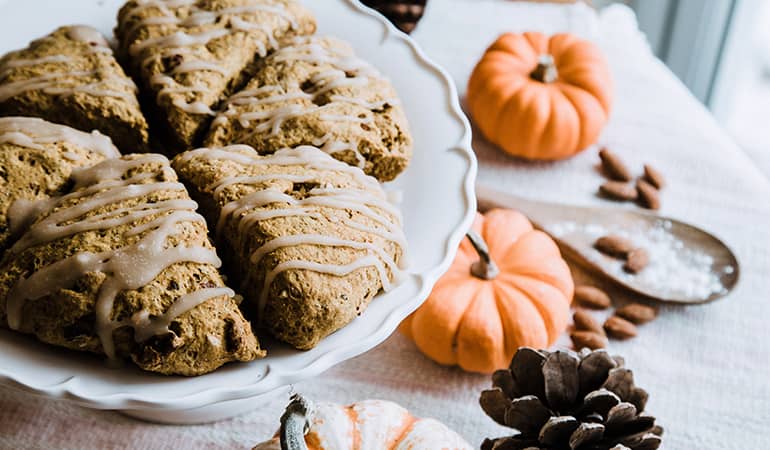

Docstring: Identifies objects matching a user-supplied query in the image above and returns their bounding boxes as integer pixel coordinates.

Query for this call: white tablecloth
[2,2,768,449]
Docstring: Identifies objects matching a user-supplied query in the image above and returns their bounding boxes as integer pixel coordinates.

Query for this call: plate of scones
[0,0,475,422]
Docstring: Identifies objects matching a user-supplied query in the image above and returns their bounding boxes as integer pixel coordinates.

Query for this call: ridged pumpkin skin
[253,399,472,450]
[400,209,574,374]
[467,32,612,160]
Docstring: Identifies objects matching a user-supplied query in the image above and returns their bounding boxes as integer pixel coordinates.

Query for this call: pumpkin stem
[279,394,313,450]
[530,54,558,83]
[467,230,499,280]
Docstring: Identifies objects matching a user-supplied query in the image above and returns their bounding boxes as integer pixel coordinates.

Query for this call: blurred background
[598,0,770,175]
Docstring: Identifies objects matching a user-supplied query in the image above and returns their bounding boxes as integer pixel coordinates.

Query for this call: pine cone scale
[539,416,579,446]
[578,350,618,396]
[504,395,551,434]
[543,351,580,412]
[511,348,548,399]
[569,422,605,449]
[479,387,509,425]
[581,389,621,419]
[493,369,519,398]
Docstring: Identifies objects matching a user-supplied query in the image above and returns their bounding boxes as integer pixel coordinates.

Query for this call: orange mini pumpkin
[467,32,612,160]
[400,208,574,373]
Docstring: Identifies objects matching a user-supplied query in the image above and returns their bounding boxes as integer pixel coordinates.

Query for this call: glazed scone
[115,0,316,152]
[0,117,120,255]
[0,26,149,152]
[0,153,264,375]
[205,36,412,182]
[173,145,407,350]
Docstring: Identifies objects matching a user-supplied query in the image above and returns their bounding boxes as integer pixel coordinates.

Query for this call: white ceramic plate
[0,0,476,423]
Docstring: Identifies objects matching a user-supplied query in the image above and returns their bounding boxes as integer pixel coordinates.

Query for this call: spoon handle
[476,184,581,227]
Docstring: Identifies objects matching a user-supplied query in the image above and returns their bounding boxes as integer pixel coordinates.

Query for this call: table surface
[2,1,768,449]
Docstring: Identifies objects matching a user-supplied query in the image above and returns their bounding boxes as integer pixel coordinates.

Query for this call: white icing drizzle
[66,25,111,48]
[129,29,231,57]
[130,287,234,341]
[0,55,71,79]
[311,133,365,168]
[0,69,135,101]
[171,59,228,76]
[4,155,225,360]
[259,256,389,316]
[214,37,397,166]
[124,0,298,115]
[181,145,407,321]
[0,27,136,101]
[7,198,59,235]
[229,16,278,49]
[150,74,216,115]
[0,131,45,151]
[0,117,120,158]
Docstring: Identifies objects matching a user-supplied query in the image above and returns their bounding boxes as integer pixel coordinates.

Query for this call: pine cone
[360,0,427,34]
[480,348,663,450]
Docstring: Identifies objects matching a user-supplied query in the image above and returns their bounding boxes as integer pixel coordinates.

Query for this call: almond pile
[570,284,658,349]
[594,234,649,273]
[598,147,665,210]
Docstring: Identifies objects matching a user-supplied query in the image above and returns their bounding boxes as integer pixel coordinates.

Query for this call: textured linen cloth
[2,2,769,449]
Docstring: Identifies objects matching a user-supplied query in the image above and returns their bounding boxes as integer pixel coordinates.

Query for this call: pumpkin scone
[115,0,316,152]
[172,145,407,350]
[0,153,264,375]
[0,117,120,255]
[0,26,149,152]
[205,36,412,182]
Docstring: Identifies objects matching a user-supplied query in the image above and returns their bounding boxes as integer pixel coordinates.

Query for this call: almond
[595,235,634,258]
[573,310,605,335]
[624,248,650,273]
[616,303,658,324]
[636,179,661,210]
[599,147,633,181]
[599,181,638,201]
[570,331,607,350]
[643,164,665,189]
[604,316,638,339]
[574,285,612,309]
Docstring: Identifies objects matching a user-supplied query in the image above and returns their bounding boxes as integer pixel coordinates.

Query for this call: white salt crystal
[545,219,726,300]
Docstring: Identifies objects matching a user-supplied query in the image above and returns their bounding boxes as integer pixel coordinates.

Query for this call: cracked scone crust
[116,0,316,152]
[205,36,412,182]
[0,117,120,255]
[0,26,149,152]
[0,153,263,376]
[173,145,407,350]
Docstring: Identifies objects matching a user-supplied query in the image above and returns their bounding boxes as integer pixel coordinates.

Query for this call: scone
[173,145,407,349]
[115,0,316,152]
[0,117,120,254]
[206,36,412,182]
[0,153,264,375]
[0,26,150,152]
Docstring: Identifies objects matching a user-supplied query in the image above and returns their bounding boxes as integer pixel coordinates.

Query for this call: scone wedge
[0,117,120,255]
[206,36,412,182]
[0,26,149,152]
[0,153,263,375]
[116,0,316,152]
[173,145,407,349]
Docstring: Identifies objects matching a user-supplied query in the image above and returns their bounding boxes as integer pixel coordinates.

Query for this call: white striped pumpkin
[254,398,472,450]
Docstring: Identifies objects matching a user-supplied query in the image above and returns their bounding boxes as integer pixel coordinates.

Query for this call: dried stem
[530,54,558,83]
[279,394,312,450]
[467,230,499,280]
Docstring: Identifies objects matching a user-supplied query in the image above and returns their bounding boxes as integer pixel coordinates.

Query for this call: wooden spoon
[476,185,739,304]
